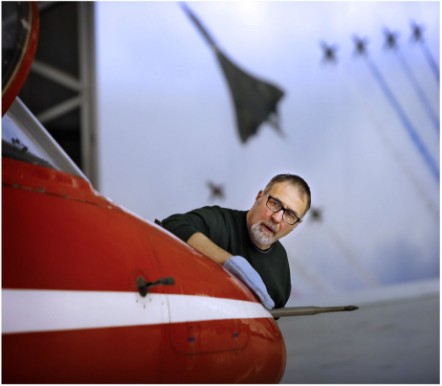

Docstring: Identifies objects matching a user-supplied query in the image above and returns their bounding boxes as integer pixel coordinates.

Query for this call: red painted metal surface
[2,157,287,383]
[3,319,285,383]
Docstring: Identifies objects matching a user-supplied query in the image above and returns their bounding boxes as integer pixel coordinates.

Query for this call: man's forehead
[267,182,307,209]
[267,181,300,195]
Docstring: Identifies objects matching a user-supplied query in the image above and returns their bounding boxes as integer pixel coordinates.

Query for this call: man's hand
[223,255,275,309]
[185,233,275,309]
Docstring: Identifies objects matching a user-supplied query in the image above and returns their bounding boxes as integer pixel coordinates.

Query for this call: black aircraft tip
[207,181,225,200]
[410,21,425,43]
[179,2,219,50]
[320,41,339,63]
[383,28,400,50]
[352,35,369,57]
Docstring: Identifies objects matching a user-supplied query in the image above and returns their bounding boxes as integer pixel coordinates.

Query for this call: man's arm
[187,232,231,264]
[187,233,274,309]
[161,209,274,308]
[161,210,231,264]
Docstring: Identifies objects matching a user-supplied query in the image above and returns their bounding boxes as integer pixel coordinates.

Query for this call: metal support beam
[78,2,99,188]
[26,3,99,188]
[36,96,82,124]
[32,60,82,92]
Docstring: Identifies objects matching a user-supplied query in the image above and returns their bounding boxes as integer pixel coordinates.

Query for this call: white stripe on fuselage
[2,289,272,334]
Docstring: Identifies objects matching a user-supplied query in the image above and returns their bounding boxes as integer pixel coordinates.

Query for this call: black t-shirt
[162,205,291,308]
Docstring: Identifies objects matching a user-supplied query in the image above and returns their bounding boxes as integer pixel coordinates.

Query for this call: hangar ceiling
[18,2,98,187]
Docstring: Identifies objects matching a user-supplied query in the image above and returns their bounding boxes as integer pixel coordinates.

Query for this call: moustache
[260,221,278,234]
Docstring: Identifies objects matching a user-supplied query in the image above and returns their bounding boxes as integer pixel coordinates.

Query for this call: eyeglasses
[266,194,302,225]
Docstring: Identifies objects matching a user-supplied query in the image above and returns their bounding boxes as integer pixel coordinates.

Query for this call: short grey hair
[264,173,311,213]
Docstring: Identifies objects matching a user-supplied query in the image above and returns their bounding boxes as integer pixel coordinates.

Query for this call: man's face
[246,181,308,250]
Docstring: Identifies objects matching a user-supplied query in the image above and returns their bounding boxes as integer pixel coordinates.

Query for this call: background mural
[96,1,439,299]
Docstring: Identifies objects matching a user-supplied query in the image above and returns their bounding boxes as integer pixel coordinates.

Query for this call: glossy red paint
[2,157,287,383]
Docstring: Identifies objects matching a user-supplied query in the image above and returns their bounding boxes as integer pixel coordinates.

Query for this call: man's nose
[271,210,284,223]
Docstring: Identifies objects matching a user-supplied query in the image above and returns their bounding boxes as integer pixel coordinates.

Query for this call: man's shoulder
[197,205,245,217]
[218,207,247,224]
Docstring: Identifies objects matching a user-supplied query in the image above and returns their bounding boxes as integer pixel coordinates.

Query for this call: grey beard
[250,222,276,247]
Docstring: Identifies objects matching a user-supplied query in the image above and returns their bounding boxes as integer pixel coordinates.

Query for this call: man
[161,174,311,309]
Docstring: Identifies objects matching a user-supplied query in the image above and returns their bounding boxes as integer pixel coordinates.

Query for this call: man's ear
[255,190,265,202]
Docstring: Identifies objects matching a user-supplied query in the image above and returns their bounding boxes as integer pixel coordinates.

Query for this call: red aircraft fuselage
[2,155,287,383]
[2,3,286,382]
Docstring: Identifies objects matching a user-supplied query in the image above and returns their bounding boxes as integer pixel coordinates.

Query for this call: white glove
[224,255,275,309]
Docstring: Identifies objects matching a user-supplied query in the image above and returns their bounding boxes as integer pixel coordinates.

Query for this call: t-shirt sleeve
[161,206,222,243]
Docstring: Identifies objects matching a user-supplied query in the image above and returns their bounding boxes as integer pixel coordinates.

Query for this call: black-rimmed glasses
[266,194,301,225]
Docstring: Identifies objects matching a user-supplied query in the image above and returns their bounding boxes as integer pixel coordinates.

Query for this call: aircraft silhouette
[383,28,400,50]
[179,2,285,143]
[309,207,323,223]
[410,21,425,42]
[207,180,225,200]
[409,19,439,83]
[2,3,357,383]
[320,41,338,63]
[353,35,369,57]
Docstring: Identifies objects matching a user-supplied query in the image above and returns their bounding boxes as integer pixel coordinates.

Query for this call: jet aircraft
[383,29,400,50]
[207,180,225,200]
[180,2,285,144]
[410,21,425,42]
[320,41,338,63]
[353,35,369,57]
